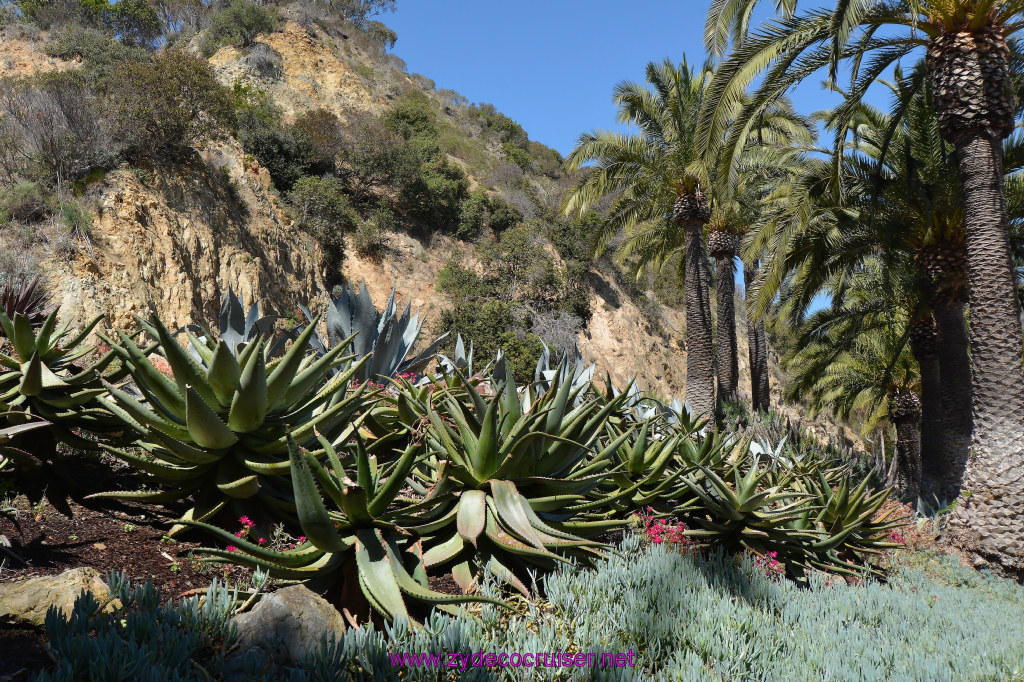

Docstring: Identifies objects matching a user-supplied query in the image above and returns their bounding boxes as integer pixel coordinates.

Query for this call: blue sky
[381,1,910,157]
[381,2,921,315]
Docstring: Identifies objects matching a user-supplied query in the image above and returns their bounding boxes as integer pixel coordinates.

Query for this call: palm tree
[563,58,719,420]
[785,261,924,500]
[701,1,1024,569]
[725,114,816,411]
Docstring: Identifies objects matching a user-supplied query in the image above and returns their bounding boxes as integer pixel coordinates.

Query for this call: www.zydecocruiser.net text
[389,650,638,670]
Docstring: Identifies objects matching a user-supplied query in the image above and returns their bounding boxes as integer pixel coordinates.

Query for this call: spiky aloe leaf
[227,339,267,433]
[185,386,238,450]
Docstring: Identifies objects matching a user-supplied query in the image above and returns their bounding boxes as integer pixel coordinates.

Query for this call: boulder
[0,568,111,627]
[228,585,345,667]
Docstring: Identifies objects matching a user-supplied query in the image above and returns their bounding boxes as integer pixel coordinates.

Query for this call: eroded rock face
[228,585,345,668]
[208,19,411,124]
[0,567,111,627]
[42,142,321,335]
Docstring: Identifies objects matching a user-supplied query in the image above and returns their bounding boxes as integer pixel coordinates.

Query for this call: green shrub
[338,112,421,203]
[452,188,524,238]
[455,188,489,240]
[17,0,101,29]
[291,108,343,177]
[231,81,310,190]
[436,256,496,299]
[437,299,543,382]
[400,157,468,230]
[289,175,359,285]
[381,91,441,160]
[487,194,523,232]
[199,0,274,57]
[112,51,236,161]
[382,91,437,140]
[365,19,396,49]
[0,181,53,223]
[352,204,393,257]
[45,24,149,66]
[501,140,532,171]
[102,0,161,46]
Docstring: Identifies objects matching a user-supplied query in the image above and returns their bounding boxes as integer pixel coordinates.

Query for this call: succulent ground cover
[15,532,1024,681]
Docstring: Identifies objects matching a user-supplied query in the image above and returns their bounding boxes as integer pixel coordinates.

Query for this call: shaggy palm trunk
[928,27,1024,572]
[709,230,738,405]
[909,316,943,501]
[891,392,923,504]
[674,190,716,421]
[743,260,769,411]
[933,302,973,500]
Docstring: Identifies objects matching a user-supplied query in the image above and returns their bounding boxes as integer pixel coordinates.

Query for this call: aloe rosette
[94,312,371,530]
[591,420,694,516]
[0,309,129,512]
[678,437,899,579]
[397,359,632,596]
[185,434,502,624]
[0,309,125,444]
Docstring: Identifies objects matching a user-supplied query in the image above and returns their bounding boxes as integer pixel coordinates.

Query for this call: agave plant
[392,358,632,596]
[0,277,55,336]
[299,281,448,383]
[94,312,371,532]
[180,288,281,359]
[185,434,503,624]
[533,341,595,401]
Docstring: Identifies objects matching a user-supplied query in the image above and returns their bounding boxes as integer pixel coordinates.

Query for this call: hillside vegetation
[0,0,766,415]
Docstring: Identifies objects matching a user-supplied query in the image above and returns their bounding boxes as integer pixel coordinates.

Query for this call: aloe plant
[186,434,504,624]
[679,436,899,579]
[94,311,371,532]
[299,281,448,383]
[592,420,693,517]
[391,358,631,596]
[0,309,128,513]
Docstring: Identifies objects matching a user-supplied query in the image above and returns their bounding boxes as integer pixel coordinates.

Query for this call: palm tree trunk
[743,260,769,411]
[711,233,739,405]
[932,302,973,501]
[948,132,1024,573]
[892,392,922,503]
[927,26,1023,573]
[909,318,943,501]
[682,220,717,420]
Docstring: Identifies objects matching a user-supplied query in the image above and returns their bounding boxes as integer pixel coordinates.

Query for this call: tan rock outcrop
[0,567,111,626]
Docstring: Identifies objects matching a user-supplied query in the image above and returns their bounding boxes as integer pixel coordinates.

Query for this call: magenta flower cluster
[890,529,906,544]
[226,516,264,553]
[753,550,784,581]
[637,507,690,546]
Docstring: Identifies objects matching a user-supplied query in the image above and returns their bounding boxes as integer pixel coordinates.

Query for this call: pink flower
[239,516,254,527]
[234,530,244,537]
[258,537,266,544]
[298,536,306,543]
[227,545,237,553]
